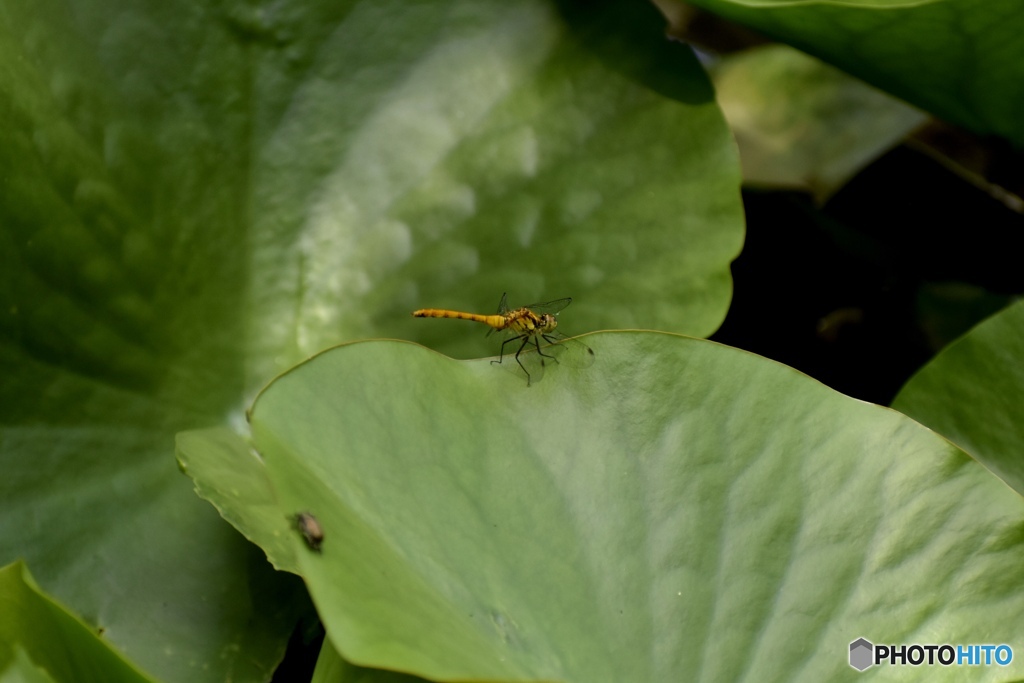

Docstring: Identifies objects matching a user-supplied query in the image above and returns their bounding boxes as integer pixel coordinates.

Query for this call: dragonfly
[413,292,593,386]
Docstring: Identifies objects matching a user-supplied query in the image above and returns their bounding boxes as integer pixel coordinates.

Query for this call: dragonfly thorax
[503,308,558,335]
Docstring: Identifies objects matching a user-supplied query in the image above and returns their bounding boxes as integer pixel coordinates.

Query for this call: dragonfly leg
[535,335,559,365]
[512,335,534,386]
[491,335,522,367]
[493,335,535,386]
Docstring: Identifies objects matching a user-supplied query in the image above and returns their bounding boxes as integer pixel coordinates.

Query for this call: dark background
[712,143,1023,405]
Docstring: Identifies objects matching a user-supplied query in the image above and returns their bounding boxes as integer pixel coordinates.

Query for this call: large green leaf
[685,0,1024,145]
[176,428,302,575]
[182,332,1024,681]
[0,0,740,679]
[0,562,150,683]
[893,300,1024,497]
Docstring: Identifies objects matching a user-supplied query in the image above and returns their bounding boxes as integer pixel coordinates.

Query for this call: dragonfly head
[539,313,558,332]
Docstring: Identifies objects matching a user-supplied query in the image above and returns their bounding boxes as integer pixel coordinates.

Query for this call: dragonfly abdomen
[412,308,506,329]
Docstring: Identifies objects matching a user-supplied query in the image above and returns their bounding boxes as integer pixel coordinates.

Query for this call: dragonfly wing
[496,292,510,314]
[522,297,572,315]
[538,330,595,369]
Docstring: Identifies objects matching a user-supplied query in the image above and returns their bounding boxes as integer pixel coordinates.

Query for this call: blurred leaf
[181,332,1024,681]
[893,299,1024,496]
[711,45,926,200]
[0,562,151,683]
[687,0,1024,145]
[311,638,429,683]
[914,281,1012,352]
[0,647,59,683]
[0,0,742,679]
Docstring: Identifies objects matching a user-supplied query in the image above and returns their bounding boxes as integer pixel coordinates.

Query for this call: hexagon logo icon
[849,638,874,671]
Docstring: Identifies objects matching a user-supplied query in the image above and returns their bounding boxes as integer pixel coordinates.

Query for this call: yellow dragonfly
[413,292,593,385]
